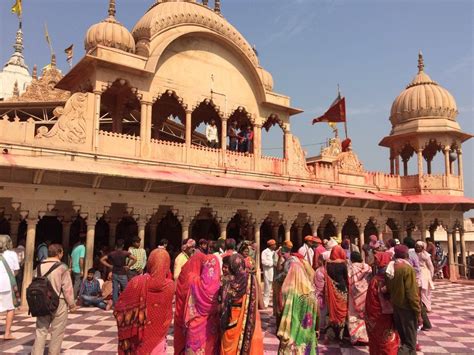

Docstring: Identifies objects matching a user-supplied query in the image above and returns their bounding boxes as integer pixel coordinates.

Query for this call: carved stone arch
[263,113,284,132]
[228,106,255,127]
[152,89,187,124]
[145,26,266,103]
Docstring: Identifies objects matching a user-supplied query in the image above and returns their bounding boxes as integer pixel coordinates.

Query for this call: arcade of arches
[0,194,468,308]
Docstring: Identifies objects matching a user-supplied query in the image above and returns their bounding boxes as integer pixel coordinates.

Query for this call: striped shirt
[128,247,147,271]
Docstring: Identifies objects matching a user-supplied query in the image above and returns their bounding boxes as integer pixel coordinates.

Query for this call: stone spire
[108,0,116,18]
[4,24,29,71]
[417,50,424,73]
[32,64,38,80]
[203,0,209,6]
[215,0,221,13]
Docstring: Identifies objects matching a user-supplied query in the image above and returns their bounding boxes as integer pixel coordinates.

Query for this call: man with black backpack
[29,243,77,355]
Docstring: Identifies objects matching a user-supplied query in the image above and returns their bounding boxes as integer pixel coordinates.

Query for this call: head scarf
[326,237,338,250]
[415,240,425,248]
[0,235,12,253]
[283,240,293,249]
[114,249,174,355]
[329,245,347,263]
[375,251,392,268]
[350,251,363,263]
[369,235,378,249]
[267,239,276,247]
[394,245,409,259]
[183,239,196,251]
[304,235,313,243]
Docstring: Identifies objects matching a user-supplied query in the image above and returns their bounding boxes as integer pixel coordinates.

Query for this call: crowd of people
[0,230,448,354]
[205,119,254,153]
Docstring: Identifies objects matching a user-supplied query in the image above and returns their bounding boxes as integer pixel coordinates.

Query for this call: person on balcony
[228,121,240,151]
[239,125,254,153]
[206,119,219,148]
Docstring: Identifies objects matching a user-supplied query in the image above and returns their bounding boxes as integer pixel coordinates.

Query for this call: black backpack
[26,261,62,317]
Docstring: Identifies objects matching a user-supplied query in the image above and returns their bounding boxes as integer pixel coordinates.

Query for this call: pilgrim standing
[298,236,315,267]
[261,239,277,308]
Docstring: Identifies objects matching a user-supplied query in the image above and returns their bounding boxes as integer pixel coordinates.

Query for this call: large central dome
[132,0,259,66]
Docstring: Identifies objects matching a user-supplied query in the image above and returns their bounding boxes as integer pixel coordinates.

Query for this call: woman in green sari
[277,254,319,355]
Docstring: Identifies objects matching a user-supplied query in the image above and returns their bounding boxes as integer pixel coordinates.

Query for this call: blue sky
[1,0,473,207]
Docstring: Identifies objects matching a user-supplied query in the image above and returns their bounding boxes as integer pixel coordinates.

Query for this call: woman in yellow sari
[220,254,264,354]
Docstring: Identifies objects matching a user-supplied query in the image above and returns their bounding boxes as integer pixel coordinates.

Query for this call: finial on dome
[203,0,209,6]
[215,0,221,13]
[51,54,57,68]
[418,51,424,73]
[108,0,116,18]
[32,64,38,80]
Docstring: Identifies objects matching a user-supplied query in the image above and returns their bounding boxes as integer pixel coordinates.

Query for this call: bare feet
[4,334,16,340]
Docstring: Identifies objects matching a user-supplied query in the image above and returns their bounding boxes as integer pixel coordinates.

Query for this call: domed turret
[389,52,457,125]
[84,0,135,54]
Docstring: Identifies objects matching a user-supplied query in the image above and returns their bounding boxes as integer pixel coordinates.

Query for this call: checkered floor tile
[1,281,474,354]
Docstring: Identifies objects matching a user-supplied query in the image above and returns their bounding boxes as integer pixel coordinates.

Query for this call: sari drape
[365,252,399,355]
[220,254,264,355]
[114,249,174,355]
[325,246,348,340]
[278,256,319,355]
[175,253,207,355]
[184,254,221,355]
[347,262,371,344]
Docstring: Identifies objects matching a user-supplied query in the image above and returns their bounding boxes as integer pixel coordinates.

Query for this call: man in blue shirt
[36,240,51,263]
[70,234,86,299]
[78,268,107,310]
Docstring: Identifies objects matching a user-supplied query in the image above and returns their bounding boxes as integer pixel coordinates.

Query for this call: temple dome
[84,0,135,54]
[132,0,258,66]
[389,52,457,125]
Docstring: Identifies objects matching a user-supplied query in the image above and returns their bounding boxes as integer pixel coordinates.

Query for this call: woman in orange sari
[325,245,348,342]
[220,254,264,354]
[365,251,400,355]
[183,254,221,354]
[114,249,174,355]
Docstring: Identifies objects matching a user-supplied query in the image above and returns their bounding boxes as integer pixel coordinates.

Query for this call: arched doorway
[191,208,219,241]
[192,100,222,148]
[342,217,359,246]
[364,219,379,241]
[116,216,138,249]
[94,217,110,251]
[227,212,252,245]
[259,218,273,253]
[156,211,182,255]
[386,218,400,240]
[0,215,10,235]
[318,216,337,240]
[36,216,62,247]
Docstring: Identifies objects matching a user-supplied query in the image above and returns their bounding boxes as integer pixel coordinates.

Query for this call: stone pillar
[93,91,101,152]
[254,224,261,283]
[403,159,408,176]
[359,230,365,258]
[460,229,467,277]
[444,146,451,176]
[182,220,190,241]
[21,217,38,308]
[140,101,152,157]
[9,220,20,247]
[417,148,423,176]
[219,222,227,240]
[221,119,227,167]
[84,220,96,275]
[61,220,72,255]
[395,155,400,175]
[447,229,456,281]
[457,149,463,189]
[285,223,291,242]
[137,220,146,248]
[108,222,117,248]
[149,223,158,249]
[185,109,192,149]
[390,157,395,175]
[283,128,291,175]
[253,124,262,169]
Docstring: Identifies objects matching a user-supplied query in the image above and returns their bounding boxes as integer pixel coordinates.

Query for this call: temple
[0,0,473,307]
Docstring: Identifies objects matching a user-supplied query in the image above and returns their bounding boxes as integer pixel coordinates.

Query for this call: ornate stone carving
[320,137,342,157]
[9,66,70,103]
[337,151,364,173]
[35,93,88,144]
[288,135,311,176]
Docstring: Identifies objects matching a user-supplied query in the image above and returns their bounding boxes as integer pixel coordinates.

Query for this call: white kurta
[298,244,314,267]
[261,247,275,307]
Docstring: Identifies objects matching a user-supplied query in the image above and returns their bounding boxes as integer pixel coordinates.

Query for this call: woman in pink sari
[347,251,371,344]
[184,254,221,354]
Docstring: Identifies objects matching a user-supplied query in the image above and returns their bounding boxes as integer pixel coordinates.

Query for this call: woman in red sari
[325,245,348,341]
[183,254,221,354]
[114,248,174,355]
[174,252,207,354]
[365,251,400,355]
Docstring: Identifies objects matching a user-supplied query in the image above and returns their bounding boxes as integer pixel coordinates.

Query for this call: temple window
[151,91,186,143]
[262,114,284,158]
[191,100,222,148]
[99,79,141,136]
[227,107,254,154]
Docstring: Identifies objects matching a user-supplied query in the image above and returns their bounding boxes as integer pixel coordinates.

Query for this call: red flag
[312,96,346,124]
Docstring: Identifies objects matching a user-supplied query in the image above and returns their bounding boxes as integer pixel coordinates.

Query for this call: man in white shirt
[261,239,277,308]
[298,235,315,267]
[206,119,219,148]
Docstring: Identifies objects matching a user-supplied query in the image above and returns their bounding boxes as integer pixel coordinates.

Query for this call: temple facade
[0,0,473,307]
